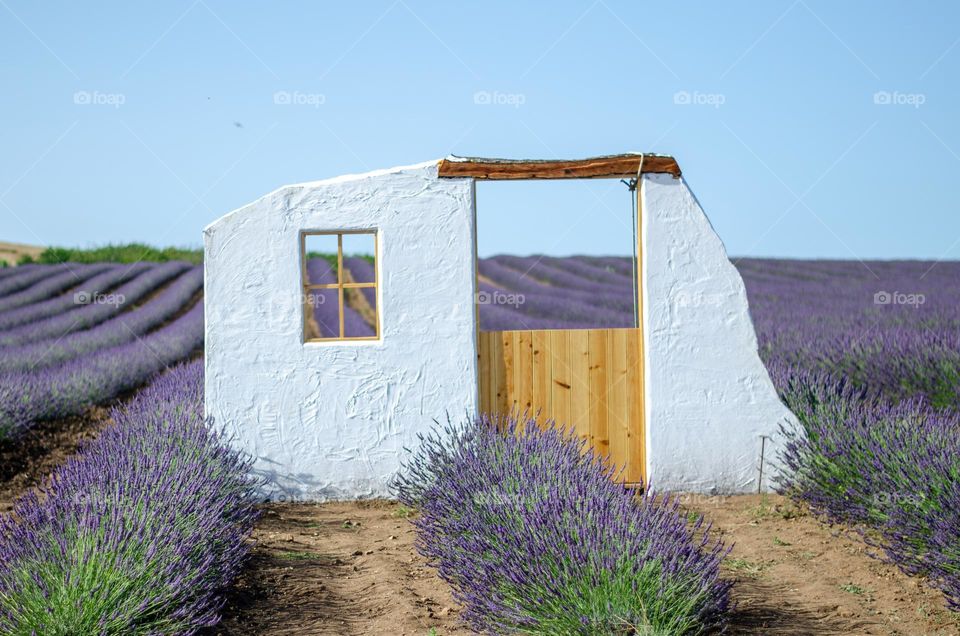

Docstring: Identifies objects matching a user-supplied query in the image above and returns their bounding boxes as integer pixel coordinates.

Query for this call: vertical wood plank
[549,330,571,429]
[606,329,630,480]
[589,329,610,462]
[492,332,507,417]
[531,330,550,426]
[514,331,534,417]
[502,332,517,416]
[568,330,591,440]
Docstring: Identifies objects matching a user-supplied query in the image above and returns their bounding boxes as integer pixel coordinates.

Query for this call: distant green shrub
[16,254,34,265]
[35,243,202,265]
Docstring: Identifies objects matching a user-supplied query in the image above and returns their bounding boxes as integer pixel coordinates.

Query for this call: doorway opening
[439,154,681,485]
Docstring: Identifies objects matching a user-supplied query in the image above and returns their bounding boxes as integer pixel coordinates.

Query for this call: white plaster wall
[641,172,794,493]
[204,161,479,500]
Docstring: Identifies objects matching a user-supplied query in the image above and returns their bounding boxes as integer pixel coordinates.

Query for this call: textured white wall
[641,173,793,493]
[204,161,479,500]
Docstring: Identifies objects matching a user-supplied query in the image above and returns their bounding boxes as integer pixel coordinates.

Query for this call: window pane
[344,287,377,338]
[304,234,338,285]
[305,287,340,339]
[343,297,376,338]
[342,233,376,283]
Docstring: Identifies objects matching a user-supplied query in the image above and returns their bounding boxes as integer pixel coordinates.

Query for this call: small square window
[302,231,379,341]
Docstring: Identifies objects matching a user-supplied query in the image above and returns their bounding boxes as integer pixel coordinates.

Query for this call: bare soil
[213,497,960,636]
[685,494,959,636]
[0,406,114,510]
[210,501,469,636]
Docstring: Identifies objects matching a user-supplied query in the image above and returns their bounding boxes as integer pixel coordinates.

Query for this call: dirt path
[216,497,960,636]
[210,501,469,636]
[684,494,960,636]
[0,406,114,510]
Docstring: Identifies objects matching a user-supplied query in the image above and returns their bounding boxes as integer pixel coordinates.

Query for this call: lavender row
[0,264,63,297]
[0,265,31,281]
[491,255,632,296]
[0,262,149,332]
[0,360,258,633]
[0,266,202,374]
[0,263,113,312]
[393,415,731,633]
[479,259,634,313]
[343,256,377,310]
[477,281,632,330]
[0,262,189,346]
[575,255,636,279]
[0,299,203,437]
[540,254,636,286]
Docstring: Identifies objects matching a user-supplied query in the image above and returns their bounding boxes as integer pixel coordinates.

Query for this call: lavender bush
[0,360,259,634]
[774,363,960,609]
[393,415,731,635]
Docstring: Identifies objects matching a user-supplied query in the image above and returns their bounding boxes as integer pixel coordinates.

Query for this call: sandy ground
[212,497,960,636]
[687,494,959,636]
[0,241,44,266]
[210,501,470,636]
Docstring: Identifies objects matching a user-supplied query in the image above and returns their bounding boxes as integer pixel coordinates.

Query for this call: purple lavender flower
[393,415,731,634]
[0,360,259,634]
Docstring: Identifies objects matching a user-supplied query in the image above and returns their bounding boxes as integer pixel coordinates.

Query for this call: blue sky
[0,1,957,259]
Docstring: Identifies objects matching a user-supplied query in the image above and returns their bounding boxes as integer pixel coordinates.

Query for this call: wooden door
[478,327,646,485]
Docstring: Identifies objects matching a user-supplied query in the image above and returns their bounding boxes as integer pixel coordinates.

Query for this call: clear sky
[1,1,958,259]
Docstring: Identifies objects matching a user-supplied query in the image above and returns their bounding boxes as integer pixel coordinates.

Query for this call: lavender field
[0,262,203,439]
[0,255,959,630]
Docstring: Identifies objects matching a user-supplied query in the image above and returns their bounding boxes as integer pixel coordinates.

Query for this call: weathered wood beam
[437,153,681,180]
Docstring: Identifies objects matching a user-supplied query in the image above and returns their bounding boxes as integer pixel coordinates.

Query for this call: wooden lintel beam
[437,154,681,180]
